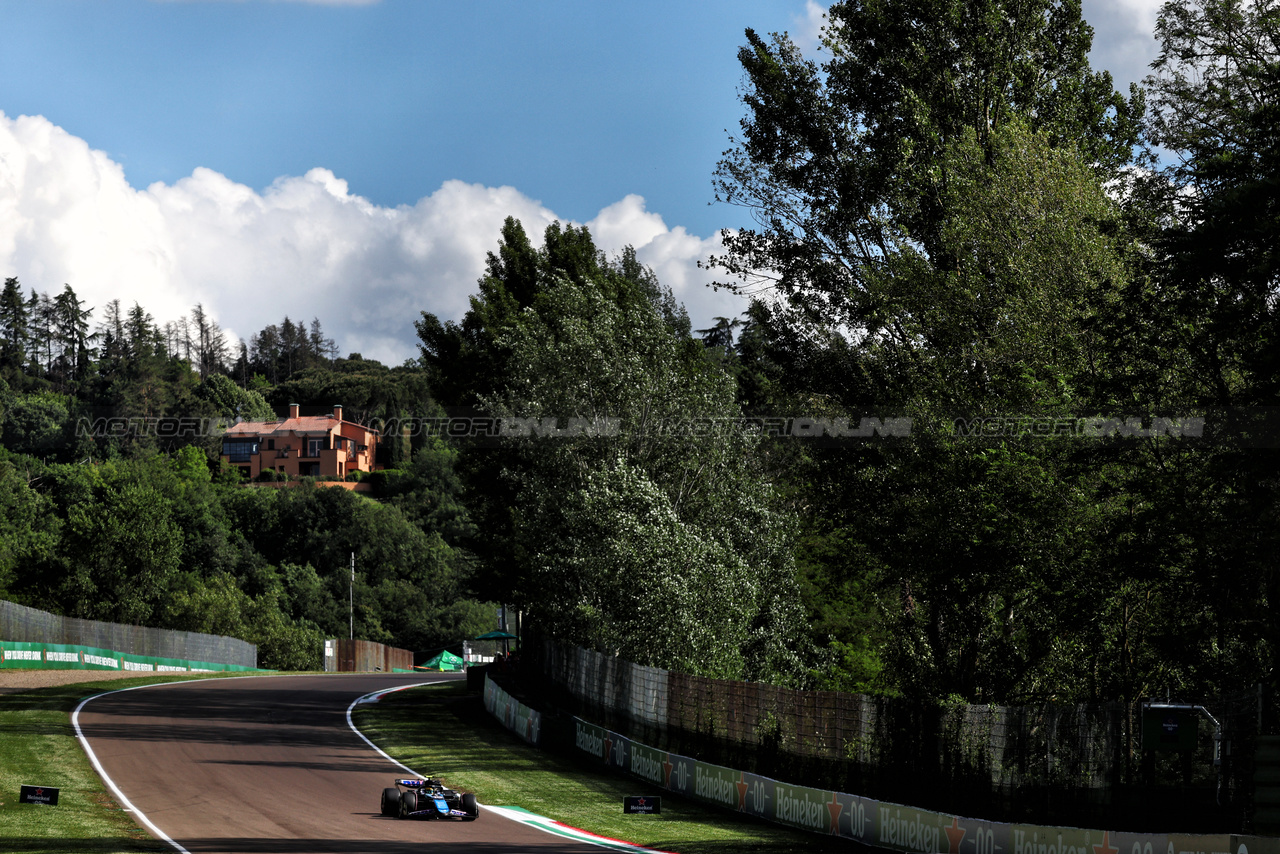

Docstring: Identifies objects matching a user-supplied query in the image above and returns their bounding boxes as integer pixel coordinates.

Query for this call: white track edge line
[345,681,673,853]
[344,680,448,775]
[74,678,224,854]
[72,672,391,854]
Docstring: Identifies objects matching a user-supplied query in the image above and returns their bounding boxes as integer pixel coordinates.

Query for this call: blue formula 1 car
[380,778,479,821]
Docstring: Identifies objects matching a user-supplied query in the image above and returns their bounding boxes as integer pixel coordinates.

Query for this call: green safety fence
[0,640,262,673]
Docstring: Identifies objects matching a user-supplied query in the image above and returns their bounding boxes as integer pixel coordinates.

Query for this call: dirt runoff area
[0,669,155,695]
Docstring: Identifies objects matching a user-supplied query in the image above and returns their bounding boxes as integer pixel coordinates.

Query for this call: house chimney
[333,404,343,422]
[289,403,300,420]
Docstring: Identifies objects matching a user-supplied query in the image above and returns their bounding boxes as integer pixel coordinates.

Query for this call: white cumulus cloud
[792,1,828,56]
[0,111,748,366]
[588,195,744,328]
[1082,0,1164,90]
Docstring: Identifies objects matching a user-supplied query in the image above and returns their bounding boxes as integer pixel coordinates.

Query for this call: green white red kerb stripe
[348,684,677,854]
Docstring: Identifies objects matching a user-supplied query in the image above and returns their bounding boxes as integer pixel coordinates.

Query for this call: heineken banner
[0,640,259,673]
[570,717,1280,854]
[482,674,541,745]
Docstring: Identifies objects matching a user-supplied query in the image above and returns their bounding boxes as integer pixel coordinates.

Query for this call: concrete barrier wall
[570,713,1280,854]
[483,674,542,746]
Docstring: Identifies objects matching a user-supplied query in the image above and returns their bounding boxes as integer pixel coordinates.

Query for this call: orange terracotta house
[221,404,379,480]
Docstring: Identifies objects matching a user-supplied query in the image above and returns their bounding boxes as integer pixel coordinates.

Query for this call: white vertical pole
[349,552,354,641]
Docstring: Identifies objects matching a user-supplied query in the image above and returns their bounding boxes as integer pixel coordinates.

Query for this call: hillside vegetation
[2,0,1277,703]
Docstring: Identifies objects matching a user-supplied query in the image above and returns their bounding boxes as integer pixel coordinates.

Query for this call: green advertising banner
[0,641,48,668]
[0,640,260,673]
[691,761,741,811]
[574,720,608,763]
[628,742,667,789]
[773,782,837,835]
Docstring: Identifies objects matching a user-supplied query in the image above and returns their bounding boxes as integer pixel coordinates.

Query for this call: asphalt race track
[76,672,607,853]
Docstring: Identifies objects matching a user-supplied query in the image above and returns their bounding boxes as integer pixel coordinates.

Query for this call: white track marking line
[74,680,211,854]
[345,680,448,774]
[346,681,676,853]
[73,673,422,854]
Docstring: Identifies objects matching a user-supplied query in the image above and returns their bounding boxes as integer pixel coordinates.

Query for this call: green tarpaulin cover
[419,650,464,671]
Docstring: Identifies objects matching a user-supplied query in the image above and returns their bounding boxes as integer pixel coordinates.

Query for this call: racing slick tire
[399,789,418,819]
[380,787,400,817]
[462,792,479,821]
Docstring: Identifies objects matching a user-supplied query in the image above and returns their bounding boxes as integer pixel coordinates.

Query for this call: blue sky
[0,0,1163,365]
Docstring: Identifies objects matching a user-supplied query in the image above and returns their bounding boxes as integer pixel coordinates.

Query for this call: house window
[222,440,258,463]
[307,438,323,458]
[267,439,275,450]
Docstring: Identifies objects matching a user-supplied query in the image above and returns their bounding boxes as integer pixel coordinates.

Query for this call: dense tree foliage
[700,0,1280,704]
[0,0,1274,700]
[0,287,492,669]
[419,220,804,682]
[488,251,803,680]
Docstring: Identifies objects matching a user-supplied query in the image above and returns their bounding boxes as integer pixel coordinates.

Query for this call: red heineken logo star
[1093,831,1119,854]
[736,773,748,810]
[945,817,967,854]
[826,792,843,834]
[603,736,613,764]
[663,757,674,787]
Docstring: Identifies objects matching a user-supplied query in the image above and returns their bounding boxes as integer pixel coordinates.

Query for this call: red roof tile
[225,415,340,436]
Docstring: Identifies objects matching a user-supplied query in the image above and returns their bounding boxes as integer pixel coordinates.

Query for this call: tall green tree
[1143,0,1280,405]
[0,277,29,382]
[418,219,690,408]
[26,289,54,376]
[1107,0,1280,697]
[712,0,1142,378]
[705,1,1154,701]
[0,457,60,598]
[470,226,805,681]
[51,284,94,393]
[416,219,690,601]
[59,472,183,626]
[417,217,551,407]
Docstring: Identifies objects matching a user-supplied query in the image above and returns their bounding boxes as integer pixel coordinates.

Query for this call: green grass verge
[353,681,859,854]
[0,673,257,854]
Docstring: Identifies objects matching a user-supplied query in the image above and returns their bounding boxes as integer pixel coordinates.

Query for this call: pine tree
[0,277,29,379]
